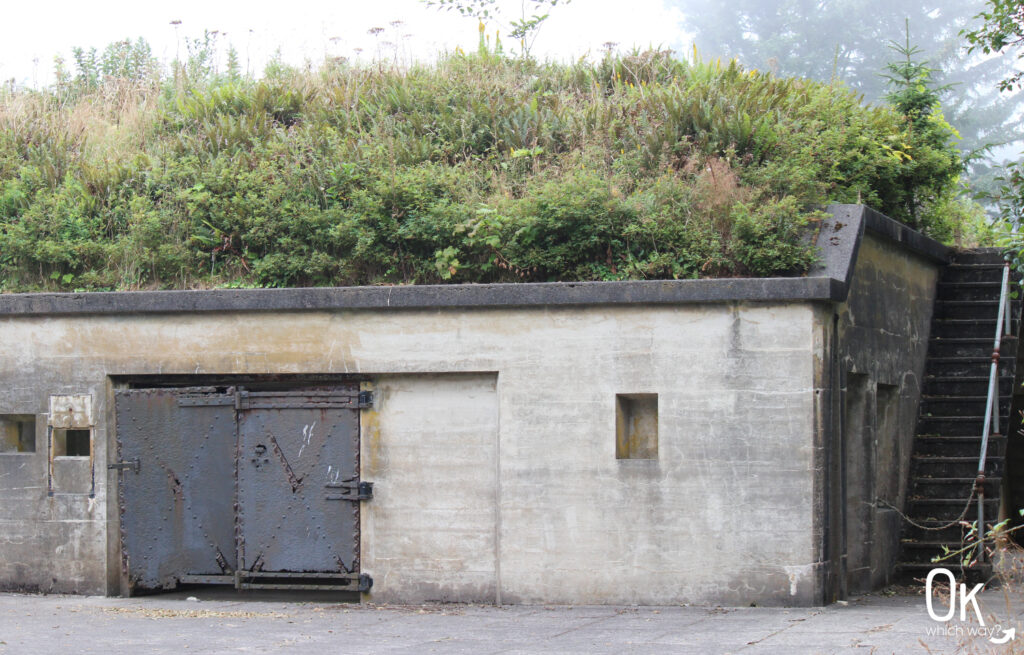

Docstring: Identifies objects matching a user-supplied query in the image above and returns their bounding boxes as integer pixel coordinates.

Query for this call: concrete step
[933,300,1021,320]
[940,264,1008,283]
[913,436,1006,459]
[931,319,1020,338]
[950,250,1009,266]
[910,476,1001,497]
[916,415,1008,436]
[895,561,993,584]
[912,455,1004,479]
[923,376,1014,396]
[927,336,1018,358]
[937,282,1004,302]
[925,356,1014,378]
[901,518,978,543]
[919,395,1011,417]
[900,540,977,564]
[906,498,999,522]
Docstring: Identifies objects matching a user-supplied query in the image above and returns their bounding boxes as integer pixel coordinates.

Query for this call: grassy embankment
[0,44,977,291]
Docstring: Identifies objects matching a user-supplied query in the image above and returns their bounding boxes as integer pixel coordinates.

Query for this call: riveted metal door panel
[115,388,236,592]
[236,387,361,577]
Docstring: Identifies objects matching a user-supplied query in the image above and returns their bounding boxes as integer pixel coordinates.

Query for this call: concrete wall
[0,370,107,594]
[0,303,822,605]
[833,231,940,595]
[361,374,499,602]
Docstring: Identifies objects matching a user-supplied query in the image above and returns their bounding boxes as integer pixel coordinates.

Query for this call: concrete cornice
[0,204,947,316]
[0,277,844,316]
[810,204,950,303]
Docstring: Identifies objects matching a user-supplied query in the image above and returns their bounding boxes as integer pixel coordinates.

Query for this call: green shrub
[729,197,821,276]
[0,44,975,291]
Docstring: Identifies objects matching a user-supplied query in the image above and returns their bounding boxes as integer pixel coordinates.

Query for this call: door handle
[325,481,373,501]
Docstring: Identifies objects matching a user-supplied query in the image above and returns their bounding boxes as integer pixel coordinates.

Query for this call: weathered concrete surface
[811,205,948,295]
[0,303,819,605]
[0,278,841,316]
[361,374,500,603]
[0,589,1014,654]
[831,231,941,596]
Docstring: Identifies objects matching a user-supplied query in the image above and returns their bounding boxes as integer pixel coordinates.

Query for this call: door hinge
[325,481,373,501]
[358,573,373,592]
[108,458,140,474]
[357,390,374,409]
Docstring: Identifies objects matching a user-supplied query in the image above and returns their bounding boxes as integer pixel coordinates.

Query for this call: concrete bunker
[0,205,960,605]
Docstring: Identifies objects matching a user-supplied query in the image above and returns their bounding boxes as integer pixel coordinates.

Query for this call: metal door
[236,388,367,586]
[114,388,237,591]
[115,384,371,593]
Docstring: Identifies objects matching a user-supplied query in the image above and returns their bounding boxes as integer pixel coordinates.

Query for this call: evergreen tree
[882,23,962,225]
[669,0,1022,158]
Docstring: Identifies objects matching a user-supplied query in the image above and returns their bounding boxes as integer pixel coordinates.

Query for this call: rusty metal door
[114,388,237,591]
[235,388,368,587]
[115,384,371,593]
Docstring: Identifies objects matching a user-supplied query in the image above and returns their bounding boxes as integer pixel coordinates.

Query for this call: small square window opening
[0,416,36,453]
[53,429,91,457]
[616,394,658,460]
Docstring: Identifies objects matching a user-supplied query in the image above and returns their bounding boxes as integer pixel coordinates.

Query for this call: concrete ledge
[811,205,950,302]
[859,205,951,264]
[0,277,842,316]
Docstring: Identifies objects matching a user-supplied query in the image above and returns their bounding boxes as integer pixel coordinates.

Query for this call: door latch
[108,458,140,474]
[325,481,373,501]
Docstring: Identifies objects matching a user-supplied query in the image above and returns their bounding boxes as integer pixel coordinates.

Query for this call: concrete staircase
[896,250,1019,581]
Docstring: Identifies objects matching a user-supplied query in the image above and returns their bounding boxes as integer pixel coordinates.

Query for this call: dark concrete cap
[859,205,950,263]
[0,277,843,316]
[0,204,946,316]
[809,204,950,302]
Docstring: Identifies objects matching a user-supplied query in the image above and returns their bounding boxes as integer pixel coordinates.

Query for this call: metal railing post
[976,262,1012,566]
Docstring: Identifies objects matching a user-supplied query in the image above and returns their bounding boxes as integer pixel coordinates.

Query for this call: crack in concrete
[736,610,822,650]
[547,612,621,640]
